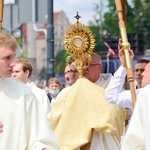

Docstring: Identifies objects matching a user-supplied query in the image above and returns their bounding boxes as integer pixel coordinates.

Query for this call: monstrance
[63,12,95,78]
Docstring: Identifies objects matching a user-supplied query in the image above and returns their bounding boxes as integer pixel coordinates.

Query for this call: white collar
[95,77,102,85]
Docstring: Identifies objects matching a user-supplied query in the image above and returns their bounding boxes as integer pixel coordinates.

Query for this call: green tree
[39,67,46,79]
[94,0,150,51]
[88,1,108,55]
[102,1,119,36]
[131,0,150,49]
[55,50,68,75]
[101,0,134,36]
[89,25,103,54]
[16,38,23,47]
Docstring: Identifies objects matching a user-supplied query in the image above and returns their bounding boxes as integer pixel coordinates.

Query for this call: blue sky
[54,0,108,25]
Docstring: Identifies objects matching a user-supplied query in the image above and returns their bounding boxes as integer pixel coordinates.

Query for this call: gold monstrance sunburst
[63,12,95,78]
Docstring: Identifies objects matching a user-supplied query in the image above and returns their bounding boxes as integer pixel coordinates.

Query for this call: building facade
[22,11,70,75]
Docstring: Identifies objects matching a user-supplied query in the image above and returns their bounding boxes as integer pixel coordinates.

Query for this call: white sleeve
[105,66,139,110]
[40,90,52,121]
[122,85,150,150]
[23,91,59,150]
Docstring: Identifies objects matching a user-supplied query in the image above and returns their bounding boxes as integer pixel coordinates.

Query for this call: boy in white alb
[0,32,58,150]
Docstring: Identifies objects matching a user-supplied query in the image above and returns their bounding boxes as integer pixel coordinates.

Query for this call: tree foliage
[55,0,150,75]
[55,50,68,75]
[90,0,150,51]
[102,1,119,36]
[131,0,150,49]
[89,25,103,54]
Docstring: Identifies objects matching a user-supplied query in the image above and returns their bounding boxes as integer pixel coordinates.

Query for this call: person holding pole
[105,39,149,111]
[105,39,149,146]
[114,0,136,107]
[121,62,150,150]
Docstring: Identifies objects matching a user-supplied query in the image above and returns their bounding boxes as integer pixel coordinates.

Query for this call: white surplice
[27,82,51,121]
[90,73,121,150]
[0,78,58,150]
[122,84,150,150]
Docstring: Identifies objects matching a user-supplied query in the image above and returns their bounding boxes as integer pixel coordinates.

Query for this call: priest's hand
[118,38,134,67]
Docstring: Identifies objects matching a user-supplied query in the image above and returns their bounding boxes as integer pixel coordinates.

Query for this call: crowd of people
[0,32,150,149]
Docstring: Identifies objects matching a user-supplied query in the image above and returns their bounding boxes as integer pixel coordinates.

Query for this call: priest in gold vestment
[50,53,125,150]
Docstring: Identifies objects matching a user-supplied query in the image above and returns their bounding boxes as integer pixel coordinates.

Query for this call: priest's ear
[99,64,103,73]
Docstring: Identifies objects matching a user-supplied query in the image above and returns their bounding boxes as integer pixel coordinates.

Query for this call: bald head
[90,53,102,65]
[83,53,103,83]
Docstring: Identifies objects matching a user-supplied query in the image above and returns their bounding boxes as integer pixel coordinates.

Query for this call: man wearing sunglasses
[64,63,78,87]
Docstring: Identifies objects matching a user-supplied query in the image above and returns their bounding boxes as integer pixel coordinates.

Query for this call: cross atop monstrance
[74,11,81,23]
[64,12,95,77]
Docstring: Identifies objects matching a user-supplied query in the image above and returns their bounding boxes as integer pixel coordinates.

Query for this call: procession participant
[0,32,58,150]
[105,39,149,110]
[47,77,61,105]
[55,62,79,100]
[105,39,149,145]
[50,52,125,150]
[134,59,149,89]
[122,62,150,150]
[12,59,51,121]
[64,63,78,87]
